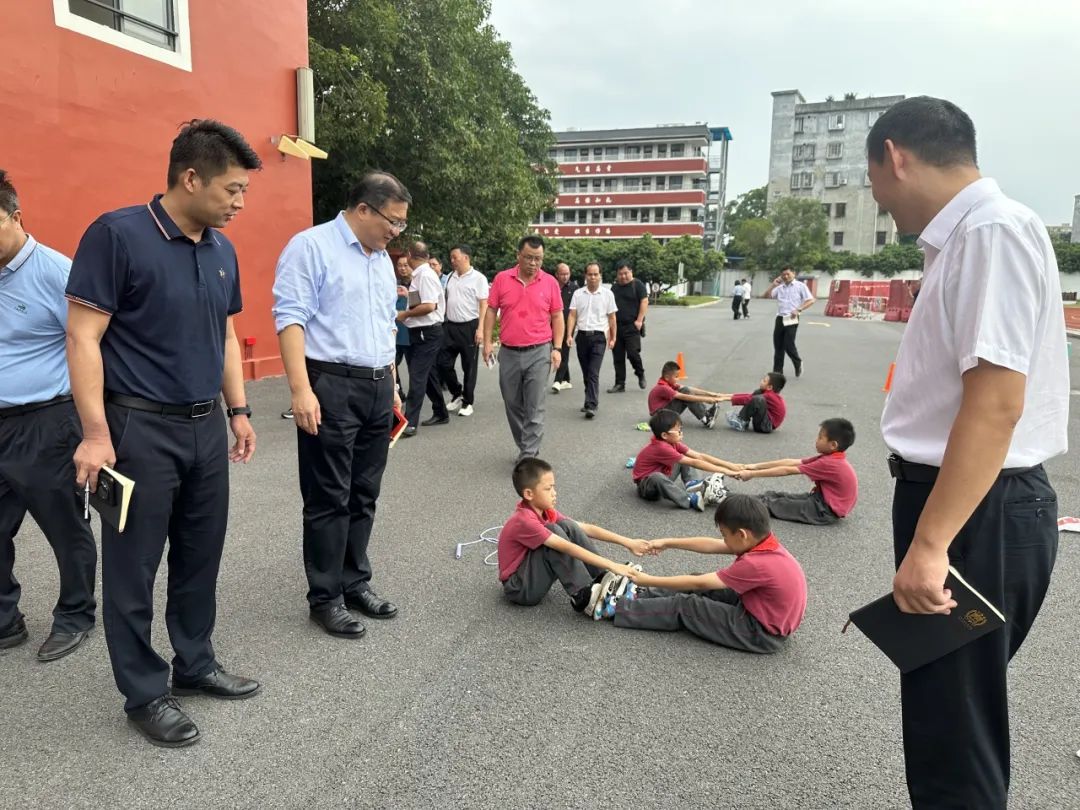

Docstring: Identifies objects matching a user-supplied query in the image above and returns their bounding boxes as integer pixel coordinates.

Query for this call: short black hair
[512,457,553,497]
[0,169,18,215]
[714,494,771,540]
[820,417,855,451]
[765,371,786,393]
[649,408,681,439]
[781,266,794,273]
[345,170,412,210]
[661,361,680,377]
[166,119,262,188]
[867,96,977,168]
[616,259,632,272]
[518,235,544,252]
[451,244,472,259]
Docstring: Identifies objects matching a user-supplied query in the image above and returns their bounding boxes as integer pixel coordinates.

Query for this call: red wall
[0,2,312,379]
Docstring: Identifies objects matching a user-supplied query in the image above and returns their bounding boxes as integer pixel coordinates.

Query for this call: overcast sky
[488,0,1079,225]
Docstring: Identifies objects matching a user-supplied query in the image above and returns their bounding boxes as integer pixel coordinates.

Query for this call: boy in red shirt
[720,372,786,433]
[734,418,857,525]
[498,457,649,613]
[601,494,806,654]
[632,409,741,511]
[647,360,723,429]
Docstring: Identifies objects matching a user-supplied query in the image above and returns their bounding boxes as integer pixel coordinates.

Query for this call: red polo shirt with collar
[487,266,562,347]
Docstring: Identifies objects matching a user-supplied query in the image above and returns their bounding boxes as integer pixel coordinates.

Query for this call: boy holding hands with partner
[647,360,722,429]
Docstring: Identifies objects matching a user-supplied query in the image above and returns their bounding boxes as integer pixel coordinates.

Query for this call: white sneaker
[560,381,573,390]
[446,396,463,412]
[551,383,561,394]
[459,404,474,417]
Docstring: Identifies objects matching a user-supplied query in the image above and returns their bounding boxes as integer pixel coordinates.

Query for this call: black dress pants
[102,403,229,712]
[575,331,606,410]
[772,316,801,374]
[554,321,572,384]
[0,400,96,635]
[891,465,1057,810]
[612,322,644,386]
[731,295,743,319]
[298,368,393,612]
[405,324,447,427]
[437,319,480,406]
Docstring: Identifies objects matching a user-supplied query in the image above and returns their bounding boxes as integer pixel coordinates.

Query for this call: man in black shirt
[552,262,577,392]
[608,260,648,392]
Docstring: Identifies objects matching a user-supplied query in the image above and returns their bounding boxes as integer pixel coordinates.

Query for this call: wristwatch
[226,405,252,418]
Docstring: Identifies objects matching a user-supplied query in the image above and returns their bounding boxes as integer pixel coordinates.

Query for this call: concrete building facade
[768,90,904,255]
[530,124,731,245]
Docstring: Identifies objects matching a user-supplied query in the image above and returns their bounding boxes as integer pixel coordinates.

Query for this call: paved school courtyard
[2,305,1078,809]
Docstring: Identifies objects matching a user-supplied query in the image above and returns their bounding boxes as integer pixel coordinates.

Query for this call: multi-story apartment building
[530,124,732,245]
[768,90,904,255]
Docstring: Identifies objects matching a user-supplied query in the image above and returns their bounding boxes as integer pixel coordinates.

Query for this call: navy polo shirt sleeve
[66,221,129,314]
[228,258,243,316]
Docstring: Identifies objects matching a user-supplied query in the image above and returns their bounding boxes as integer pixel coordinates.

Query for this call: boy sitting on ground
[647,360,723,429]
[598,494,807,654]
[734,418,857,525]
[719,372,787,433]
[499,457,649,614]
[632,409,741,511]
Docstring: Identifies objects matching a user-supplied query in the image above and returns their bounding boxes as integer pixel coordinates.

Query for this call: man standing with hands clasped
[870,96,1066,809]
[566,261,617,419]
[484,235,564,462]
[65,120,261,748]
[765,266,813,378]
[608,260,648,392]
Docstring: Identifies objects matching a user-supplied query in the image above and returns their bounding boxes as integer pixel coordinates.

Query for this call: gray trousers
[614,586,786,654]
[636,463,695,508]
[664,387,710,423]
[498,344,550,459]
[759,490,838,525]
[502,519,601,606]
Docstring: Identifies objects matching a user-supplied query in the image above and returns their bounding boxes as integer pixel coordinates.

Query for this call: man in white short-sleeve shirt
[399,241,447,434]
[438,244,489,417]
[869,96,1067,810]
[566,262,617,418]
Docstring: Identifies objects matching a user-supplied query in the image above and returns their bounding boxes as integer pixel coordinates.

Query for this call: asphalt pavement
[1,303,1078,809]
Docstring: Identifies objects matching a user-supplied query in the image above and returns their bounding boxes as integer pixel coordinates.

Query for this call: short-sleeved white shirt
[880,178,1069,468]
[569,285,617,333]
[444,267,489,323]
[770,279,813,315]
[403,262,444,328]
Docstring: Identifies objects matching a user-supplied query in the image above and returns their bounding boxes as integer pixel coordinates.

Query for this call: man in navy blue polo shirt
[65,120,262,748]
[0,169,97,663]
[273,171,410,639]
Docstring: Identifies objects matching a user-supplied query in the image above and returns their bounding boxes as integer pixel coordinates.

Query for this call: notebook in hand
[846,566,1005,674]
[82,466,135,533]
[389,406,408,448]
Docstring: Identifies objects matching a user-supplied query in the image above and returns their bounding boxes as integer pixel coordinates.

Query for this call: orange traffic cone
[676,352,688,380]
[882,362,896,392]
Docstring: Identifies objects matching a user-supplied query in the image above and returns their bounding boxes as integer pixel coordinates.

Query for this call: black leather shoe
[637,376,646,389]
[606,384,625,393]
[172,664,261,700]
[37,629,90,662]
[310,605,366,638]
[127,696,200,748]
[401,426,417,438]
[795,361,803,378]
[345,590,398,619]
[421,415,449,426]
[0,616,28,650]
[584,409,595,419]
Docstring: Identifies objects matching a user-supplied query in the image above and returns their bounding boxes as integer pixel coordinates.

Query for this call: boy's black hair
[820,417,855,452]
[518,234,545,252]
[765,371,786,393]
[867,96,977,168]
[166,119,262,188]
[649,408,681,439]
[714,494,771,539]
[512,457,554,497]
[0,169,18,215]
[661,360,680,377]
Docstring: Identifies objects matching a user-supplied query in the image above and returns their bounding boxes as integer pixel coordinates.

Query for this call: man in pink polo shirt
[483,235,564,461]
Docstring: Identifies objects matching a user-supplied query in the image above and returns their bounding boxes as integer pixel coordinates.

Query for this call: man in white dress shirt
[870,96,1067,810]
[764,267,814,377]
[566,262,617,419]
[438,244,488,417]
[399,241,447,435]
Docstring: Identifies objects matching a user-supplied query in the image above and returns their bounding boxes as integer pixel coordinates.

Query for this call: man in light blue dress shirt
[0,169,97,662]
[273,171,410,640]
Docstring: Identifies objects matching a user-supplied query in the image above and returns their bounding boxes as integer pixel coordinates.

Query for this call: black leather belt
[887,453,1038,484]
[501,342,551,352]
[577,330,605,337]
[106,392,217,418]
[306,358,391,380]
[0,394,73,419]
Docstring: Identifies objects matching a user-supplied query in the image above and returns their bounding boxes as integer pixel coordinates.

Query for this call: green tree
[768,197,829,271]
[722,186,766,241]
[732,218,772,271]
[1055,241,1080,274]
[308,0,555,265]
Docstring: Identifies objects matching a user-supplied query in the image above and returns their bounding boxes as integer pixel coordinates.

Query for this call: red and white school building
[530,124,732,246]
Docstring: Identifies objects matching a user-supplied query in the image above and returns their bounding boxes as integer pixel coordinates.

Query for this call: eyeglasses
[364,203,408,232]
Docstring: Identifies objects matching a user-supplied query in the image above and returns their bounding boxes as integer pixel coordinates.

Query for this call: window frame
[54,0,192,71]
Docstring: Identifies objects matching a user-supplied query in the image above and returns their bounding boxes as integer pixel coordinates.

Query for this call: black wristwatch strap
[226,405,252,417]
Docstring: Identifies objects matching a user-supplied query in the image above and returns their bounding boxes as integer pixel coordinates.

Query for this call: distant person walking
[741,278,752,318]
[765,267,814,377]
[551,262,577,393]
[608,261,648,392]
